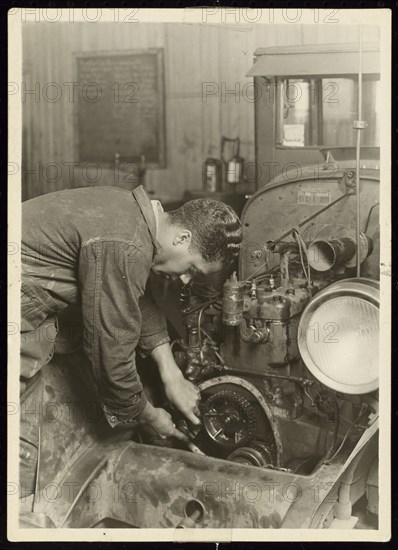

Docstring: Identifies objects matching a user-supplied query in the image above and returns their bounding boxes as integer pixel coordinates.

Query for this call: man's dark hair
[168,199,242,264]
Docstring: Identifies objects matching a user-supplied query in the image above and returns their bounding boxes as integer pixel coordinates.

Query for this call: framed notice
[75,49,166,168]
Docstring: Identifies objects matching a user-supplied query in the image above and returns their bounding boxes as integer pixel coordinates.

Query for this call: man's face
[152,229,223,285]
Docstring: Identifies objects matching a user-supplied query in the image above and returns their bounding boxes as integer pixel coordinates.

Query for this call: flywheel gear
[202,389,257,449]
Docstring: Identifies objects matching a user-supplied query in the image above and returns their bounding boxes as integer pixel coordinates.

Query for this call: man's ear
[173,229,192,246]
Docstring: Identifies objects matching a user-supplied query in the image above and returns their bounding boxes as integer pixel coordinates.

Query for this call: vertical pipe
[355,26,363,277]
[275,78,284,146]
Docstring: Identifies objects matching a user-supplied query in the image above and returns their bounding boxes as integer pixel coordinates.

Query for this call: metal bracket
[341,170,357,195]
[353,120,368,129]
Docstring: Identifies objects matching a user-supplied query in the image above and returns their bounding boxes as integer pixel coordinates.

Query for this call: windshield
[277,77,380,148]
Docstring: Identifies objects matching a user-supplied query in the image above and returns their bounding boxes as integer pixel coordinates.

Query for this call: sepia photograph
[7,7,391,542]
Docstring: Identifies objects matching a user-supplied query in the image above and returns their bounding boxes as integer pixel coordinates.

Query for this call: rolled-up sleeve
[79,239,150,427]
[138,281,170,357]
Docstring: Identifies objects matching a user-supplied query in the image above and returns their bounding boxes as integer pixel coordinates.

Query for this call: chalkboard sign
[75,49,166,168]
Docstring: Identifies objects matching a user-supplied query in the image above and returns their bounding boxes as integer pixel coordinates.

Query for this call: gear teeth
[203,390,258,448]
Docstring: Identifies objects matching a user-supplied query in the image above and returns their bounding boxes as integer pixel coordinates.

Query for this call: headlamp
[298,278,379,394]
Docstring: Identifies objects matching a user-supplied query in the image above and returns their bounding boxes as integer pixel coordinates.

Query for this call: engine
[171,163,380,476]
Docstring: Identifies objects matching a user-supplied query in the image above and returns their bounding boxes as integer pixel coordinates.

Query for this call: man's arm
[78,239,188,440]
[79,239,148,426]
[151,343,201,426]
[137,281,170,356]
[138,281,201,425]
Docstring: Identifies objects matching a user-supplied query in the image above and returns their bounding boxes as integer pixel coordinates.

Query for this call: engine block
[222,277,311,371]
[172,217,379,477]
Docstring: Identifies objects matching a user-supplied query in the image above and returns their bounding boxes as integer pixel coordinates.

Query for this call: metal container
[203,157,222,193]
[222,272,244,326]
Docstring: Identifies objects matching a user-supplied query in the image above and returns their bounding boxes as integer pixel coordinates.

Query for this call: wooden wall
[22,22,379,201]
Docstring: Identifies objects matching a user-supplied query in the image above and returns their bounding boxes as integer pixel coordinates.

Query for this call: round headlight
[298,278,379,394]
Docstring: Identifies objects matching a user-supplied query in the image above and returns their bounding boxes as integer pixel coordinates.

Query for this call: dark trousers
[20,280,59,498]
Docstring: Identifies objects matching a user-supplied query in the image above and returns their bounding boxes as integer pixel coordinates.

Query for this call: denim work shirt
[21,185,170,426]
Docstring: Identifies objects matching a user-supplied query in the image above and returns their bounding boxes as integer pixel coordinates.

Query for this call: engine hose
[333,451,365,521]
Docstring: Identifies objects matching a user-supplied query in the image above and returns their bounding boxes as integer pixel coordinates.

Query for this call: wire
[323,403,368,464]
[214,350,225,366]
[292,229,312,295]
[322,396,340,462]
[247,259,273,281]
[294,231,308,279]
[246,192,350,280]
[197,305,208,348]
[252,267,281,285]
[364,202,380,233]
[170,339,184,353]
[182,298,219,316]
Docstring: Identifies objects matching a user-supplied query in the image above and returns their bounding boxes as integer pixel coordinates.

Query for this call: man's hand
[164,375,201,426]
[137,402,189,441]
[150,343,201,426]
